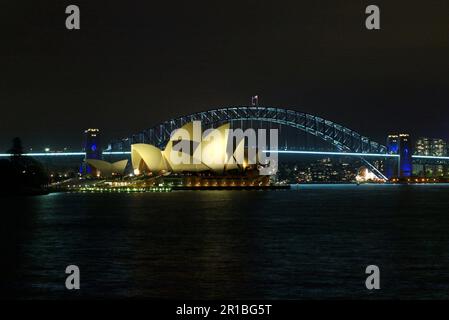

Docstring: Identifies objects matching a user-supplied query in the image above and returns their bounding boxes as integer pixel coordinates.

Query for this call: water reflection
[2,185,449,299]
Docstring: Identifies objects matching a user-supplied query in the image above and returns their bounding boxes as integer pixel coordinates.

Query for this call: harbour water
[2,184,449,299]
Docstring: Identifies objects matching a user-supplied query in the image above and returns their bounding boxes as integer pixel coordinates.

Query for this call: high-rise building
[415,137,431,156]
[431,138,447,157]
[385,133,412,178]
[398,134,412,178]
[84,128,102,160]
[386,134,399,178]
[414,137,447,177]
[83,128,102,175]
[415,137,447,157]
[386,134,399,154]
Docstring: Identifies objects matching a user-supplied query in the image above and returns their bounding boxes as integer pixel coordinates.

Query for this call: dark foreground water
[1,184,449,299]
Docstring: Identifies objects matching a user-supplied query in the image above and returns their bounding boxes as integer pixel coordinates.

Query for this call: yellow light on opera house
[130,121,248,176]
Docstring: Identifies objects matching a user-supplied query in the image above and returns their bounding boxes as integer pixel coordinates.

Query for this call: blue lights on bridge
[264,150,400,158]
[0,152,86,157]
[265,151,449,160]
[411,155,449,160]
[102,151,132,155]
[0,151,132,157]
[1,150,448,160]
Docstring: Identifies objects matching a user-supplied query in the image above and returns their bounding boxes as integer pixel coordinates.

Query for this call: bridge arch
[111,106,386,154]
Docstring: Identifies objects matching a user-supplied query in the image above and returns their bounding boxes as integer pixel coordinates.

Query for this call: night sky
[1,0,448,151]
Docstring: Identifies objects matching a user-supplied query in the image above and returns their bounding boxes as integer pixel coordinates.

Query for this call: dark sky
[1,0,448,151]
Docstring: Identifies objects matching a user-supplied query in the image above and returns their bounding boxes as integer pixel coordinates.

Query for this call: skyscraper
[414,137,447,177]
[83,128,102,175]
[398,134,413,178]
[415,137,447,157]
[385,133,413,178]
[386,134,399,178]
[84,128,102,160]
[431,138,447,157]
[415,137,431,156]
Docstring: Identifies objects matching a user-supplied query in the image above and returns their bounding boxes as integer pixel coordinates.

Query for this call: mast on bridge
[251,95,259,106]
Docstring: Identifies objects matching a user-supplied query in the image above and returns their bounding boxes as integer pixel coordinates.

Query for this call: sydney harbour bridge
[107,106,395,179]
[109,106,386,154]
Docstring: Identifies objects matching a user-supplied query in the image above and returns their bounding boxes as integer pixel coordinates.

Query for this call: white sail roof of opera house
[131,144,169,174]
[162,122,207,172]
[130,122,247,175]
[86,159,128,177]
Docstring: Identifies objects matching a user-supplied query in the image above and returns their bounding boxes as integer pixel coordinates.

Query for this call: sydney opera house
[87,122,271,188]
[130,122,270,188]
[132,122,250,173]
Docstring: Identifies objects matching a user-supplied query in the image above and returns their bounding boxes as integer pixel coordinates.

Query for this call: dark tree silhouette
[0,137,49,196]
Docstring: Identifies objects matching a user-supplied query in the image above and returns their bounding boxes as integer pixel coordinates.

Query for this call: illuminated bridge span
[110,106,387,154]
[1,151,447,160]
